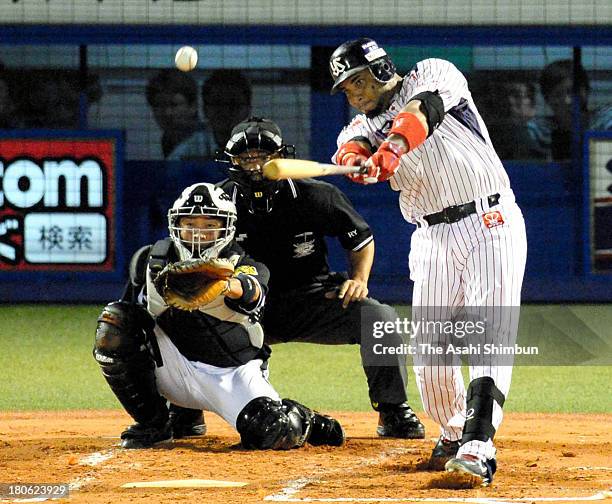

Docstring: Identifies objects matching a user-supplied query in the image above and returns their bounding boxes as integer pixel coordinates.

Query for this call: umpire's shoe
[169,405,207,438]
[445,455,497,486]
[376,403,426,439]
[120,421,172,449]
[428,436,461,470]
[308,413,346,447]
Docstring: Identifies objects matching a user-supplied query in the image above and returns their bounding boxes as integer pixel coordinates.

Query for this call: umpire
[215,117,425,438]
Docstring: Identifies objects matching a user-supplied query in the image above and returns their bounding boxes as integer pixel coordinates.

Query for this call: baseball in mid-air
[175,46,198,72]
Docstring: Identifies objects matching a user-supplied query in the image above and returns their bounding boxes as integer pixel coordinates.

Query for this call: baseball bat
[262,158,365,180]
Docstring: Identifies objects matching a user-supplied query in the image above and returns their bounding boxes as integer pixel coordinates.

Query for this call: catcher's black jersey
[221,178,373,292]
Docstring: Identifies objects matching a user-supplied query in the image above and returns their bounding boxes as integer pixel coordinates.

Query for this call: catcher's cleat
[445,455,497,486]
[308,414,346,447]
[376,403,426,439]
[428,436,461,469]
[120,422,172,449]
[169,405,207,438]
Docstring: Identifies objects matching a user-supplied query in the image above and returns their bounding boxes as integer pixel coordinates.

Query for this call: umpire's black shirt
[221,178,373,293]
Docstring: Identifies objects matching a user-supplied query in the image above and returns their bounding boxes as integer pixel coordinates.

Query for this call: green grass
[0,305,111,410]
[0,304,610,413]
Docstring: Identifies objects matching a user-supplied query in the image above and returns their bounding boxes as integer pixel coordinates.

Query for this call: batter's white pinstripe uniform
[334,58,527,462]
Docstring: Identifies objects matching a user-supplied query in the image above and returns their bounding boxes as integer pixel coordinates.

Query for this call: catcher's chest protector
[145,239,175,317]
[148,239,174,280]
[144,240,265,367]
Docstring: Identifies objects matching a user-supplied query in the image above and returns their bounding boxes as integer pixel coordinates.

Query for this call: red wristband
[389,112,428,151]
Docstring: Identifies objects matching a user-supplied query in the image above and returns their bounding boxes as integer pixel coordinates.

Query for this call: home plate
[121,479,248,489]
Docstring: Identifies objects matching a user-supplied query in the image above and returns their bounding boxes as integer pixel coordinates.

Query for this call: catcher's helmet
[223,117,295,214]
[329,38,396,94]
[168,182,237,261]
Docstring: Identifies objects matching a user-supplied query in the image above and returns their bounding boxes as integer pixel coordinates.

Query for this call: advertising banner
[585,133,612,274]
[0,131,123,274]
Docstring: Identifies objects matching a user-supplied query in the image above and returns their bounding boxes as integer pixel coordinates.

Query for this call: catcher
[93,182,345,450]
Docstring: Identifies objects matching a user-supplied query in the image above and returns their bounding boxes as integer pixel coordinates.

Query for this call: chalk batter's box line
[264,489,611,502]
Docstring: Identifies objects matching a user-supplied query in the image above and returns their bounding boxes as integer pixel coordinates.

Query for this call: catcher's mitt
[154,257,235,311]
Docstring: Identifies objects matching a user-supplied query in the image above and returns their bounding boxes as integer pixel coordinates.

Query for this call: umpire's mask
[223,116,295,214]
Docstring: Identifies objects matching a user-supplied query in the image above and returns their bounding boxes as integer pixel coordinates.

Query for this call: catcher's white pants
[409,191,527,461]
[152,326,280,428]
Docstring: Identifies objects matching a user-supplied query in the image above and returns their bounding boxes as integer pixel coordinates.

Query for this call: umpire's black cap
[224,117,284,157]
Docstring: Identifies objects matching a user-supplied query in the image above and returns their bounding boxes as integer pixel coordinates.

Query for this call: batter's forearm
[387,100,430,152]
[400,100,430,133]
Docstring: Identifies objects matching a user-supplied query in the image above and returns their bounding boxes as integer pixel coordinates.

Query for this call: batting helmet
[224,117,295,214]
[329,38,396,94]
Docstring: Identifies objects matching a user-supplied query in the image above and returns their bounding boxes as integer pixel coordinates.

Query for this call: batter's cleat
[120,422,173,449]
[428,436,461,469]
[445,455,497,486]
[376,403,426,439]
[308,414,346,447]
[168,405,207,438]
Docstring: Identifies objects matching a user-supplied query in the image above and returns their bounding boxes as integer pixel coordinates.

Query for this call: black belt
[420,193,500,226]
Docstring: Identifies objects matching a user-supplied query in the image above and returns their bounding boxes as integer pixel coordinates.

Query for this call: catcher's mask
[221,116,295,214]
[168,183,237,261]
[329,37,396,95]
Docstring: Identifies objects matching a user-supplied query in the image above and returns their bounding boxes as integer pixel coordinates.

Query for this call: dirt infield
[0,410,610,503]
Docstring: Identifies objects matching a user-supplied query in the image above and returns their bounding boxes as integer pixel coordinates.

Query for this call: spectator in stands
[20,71,101,129]
[489,79,539,160]
[146,69,212,160]
[201,70,252,153]
[0,73,18,129]
[529,59,612,160]
[37,78,81,128]
[0,61,17,129]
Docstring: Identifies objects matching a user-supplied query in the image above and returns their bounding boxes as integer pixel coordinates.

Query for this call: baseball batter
[93,182,344,450]
[330,38,527,485]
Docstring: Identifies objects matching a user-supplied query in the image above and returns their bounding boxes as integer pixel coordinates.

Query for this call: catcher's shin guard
[93,301,168,427]
[236,397,309,450]
[236,397,345,450]
[282,399,345,447]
